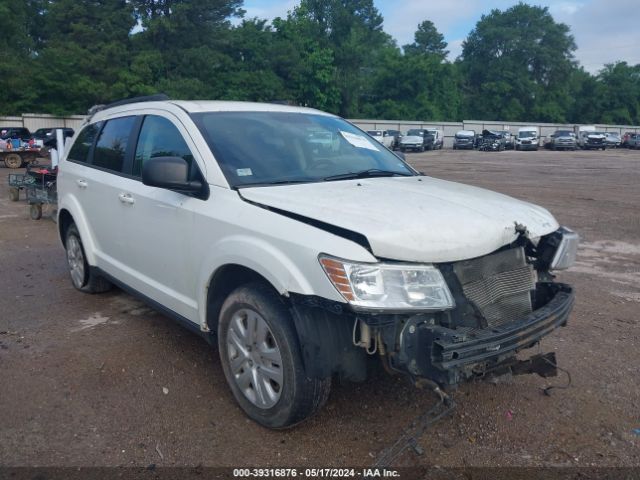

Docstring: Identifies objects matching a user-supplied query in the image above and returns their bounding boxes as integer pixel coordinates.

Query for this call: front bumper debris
[394,283,574,385]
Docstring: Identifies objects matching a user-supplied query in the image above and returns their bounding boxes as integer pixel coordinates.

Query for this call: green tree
[31,0,136,114]
[286,0,390,117]
[362,45,462,121]
[271,16,341,111]
[0,0,41,114]
[597,62,640,125]
[403,20,448,59]
[130,0,243,99]
[459,3,577,122]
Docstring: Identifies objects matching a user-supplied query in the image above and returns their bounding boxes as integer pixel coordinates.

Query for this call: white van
[515,126,540,151]
[58,96,578,428]
[425,128,444,149]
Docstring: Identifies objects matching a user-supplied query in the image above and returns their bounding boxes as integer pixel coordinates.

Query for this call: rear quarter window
[67,122,102,163]
[93,117,136,173]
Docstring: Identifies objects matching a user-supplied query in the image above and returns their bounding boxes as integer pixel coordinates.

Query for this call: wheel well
[206,264,276,333]
[58,209,74,246]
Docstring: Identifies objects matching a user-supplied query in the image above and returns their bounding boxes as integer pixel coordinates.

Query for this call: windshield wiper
[323,169,412,182]
[236,179,314,188]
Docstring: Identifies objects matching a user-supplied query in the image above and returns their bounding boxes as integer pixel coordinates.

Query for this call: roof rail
[87,94,170,118]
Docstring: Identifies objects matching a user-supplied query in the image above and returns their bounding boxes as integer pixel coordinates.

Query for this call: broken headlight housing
[319,255,454,310]
[551,227,579,270]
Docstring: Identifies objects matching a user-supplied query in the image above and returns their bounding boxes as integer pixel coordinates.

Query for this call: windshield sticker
[340,131,380,151]
[236,168,253,176]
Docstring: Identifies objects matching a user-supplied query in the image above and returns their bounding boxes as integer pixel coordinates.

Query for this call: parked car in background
[425,129,444,149]
[384,129,402,150]
[308,131,334,150]
[0,127,32,142]
[498,130,514,149]
[58,97,578,428]
[366,130,394,149]
[453,130,475,150]
[621,132,635,148]
[549,130,577,151]
[627,133,640,149]
[581,131,607,150]
[474,133,483,149]
[400,129,435,152]
[479,129,505,151]
[515,126,539,151]
[605,132,621,148]
[32,127,75,141]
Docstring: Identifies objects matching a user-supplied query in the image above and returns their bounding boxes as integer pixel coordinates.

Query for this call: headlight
[551,227,579,270]
[319,255,455,310]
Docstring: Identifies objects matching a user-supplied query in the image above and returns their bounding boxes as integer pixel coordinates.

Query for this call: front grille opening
[453,247,534,328]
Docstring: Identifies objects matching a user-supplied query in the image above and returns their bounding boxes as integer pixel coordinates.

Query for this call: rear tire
[30,204,42,220]
[218,282,331,429]
[64,223,112,293]
[4,153,22,169]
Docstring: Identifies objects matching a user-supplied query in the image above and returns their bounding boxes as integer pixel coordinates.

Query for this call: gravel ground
[0,148,638,468]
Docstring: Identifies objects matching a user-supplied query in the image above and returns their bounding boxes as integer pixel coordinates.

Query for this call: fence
[350,119,640,148]
[0,113,86,132]
[2,112,639,148]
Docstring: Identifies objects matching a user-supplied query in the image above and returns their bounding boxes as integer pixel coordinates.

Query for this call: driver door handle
[76,179,87,189]
[118,193,135,205]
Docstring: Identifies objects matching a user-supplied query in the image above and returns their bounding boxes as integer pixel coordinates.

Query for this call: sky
[239,0,640,74]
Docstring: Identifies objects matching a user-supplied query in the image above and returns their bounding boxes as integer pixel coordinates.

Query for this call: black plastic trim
[92,267,213,344]
[239,195,373,253]
[434,283,574,370]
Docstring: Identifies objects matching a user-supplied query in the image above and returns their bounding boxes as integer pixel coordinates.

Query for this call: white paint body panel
[58,100,562,332]
[240,176,559,263]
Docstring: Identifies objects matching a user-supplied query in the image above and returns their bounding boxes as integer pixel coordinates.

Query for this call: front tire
[64,223,112,293]
[4,153,22,169]
[218,283,331,429]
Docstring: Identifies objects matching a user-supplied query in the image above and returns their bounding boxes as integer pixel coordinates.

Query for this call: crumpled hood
[401,135,423,144]
[240,176,559,263]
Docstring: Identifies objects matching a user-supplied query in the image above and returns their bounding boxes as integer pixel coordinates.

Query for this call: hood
[482,129,501,138]
[240,176,559,263]
[401,135,423,144]
[587,133,605,139]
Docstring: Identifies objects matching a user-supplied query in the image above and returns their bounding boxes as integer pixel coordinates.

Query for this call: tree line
[2,0,639,125]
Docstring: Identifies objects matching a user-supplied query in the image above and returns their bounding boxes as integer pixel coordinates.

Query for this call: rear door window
[67,122,102,163]
[93,117,136,173]
[133,115,195,177]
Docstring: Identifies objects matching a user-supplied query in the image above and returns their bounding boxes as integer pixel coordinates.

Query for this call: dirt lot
[0,148,639,468]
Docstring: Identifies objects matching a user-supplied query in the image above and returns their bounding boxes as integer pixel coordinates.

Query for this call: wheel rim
[66,235,85,288]
[5,154,21,168]
[227,308,283,409]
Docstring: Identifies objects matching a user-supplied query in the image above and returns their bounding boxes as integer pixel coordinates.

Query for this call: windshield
[192,112,415,187]
[406,129,424,136]
[518,131,536,138]
[555,131,572,136]
[367,130,383,137]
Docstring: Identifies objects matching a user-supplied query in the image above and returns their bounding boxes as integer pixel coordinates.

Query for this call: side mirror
[142,156,205,196]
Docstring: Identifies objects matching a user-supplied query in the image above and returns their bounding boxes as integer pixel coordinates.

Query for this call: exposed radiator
[453,247,535,327]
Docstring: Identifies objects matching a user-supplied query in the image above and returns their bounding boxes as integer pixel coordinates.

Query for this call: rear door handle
[118,193,135,205]
[76,179,87,189]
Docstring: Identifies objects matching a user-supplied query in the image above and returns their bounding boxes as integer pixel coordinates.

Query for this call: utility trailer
[0,148,45,169]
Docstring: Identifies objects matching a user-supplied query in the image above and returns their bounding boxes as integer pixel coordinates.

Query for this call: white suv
[58,97,578,428]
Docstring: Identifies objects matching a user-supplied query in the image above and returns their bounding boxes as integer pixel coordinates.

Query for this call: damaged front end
[292,226,578,388]
[384,231,577,385]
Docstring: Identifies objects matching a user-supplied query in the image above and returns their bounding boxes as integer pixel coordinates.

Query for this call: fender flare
[196,235,315,331]
[57,195,98,266]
